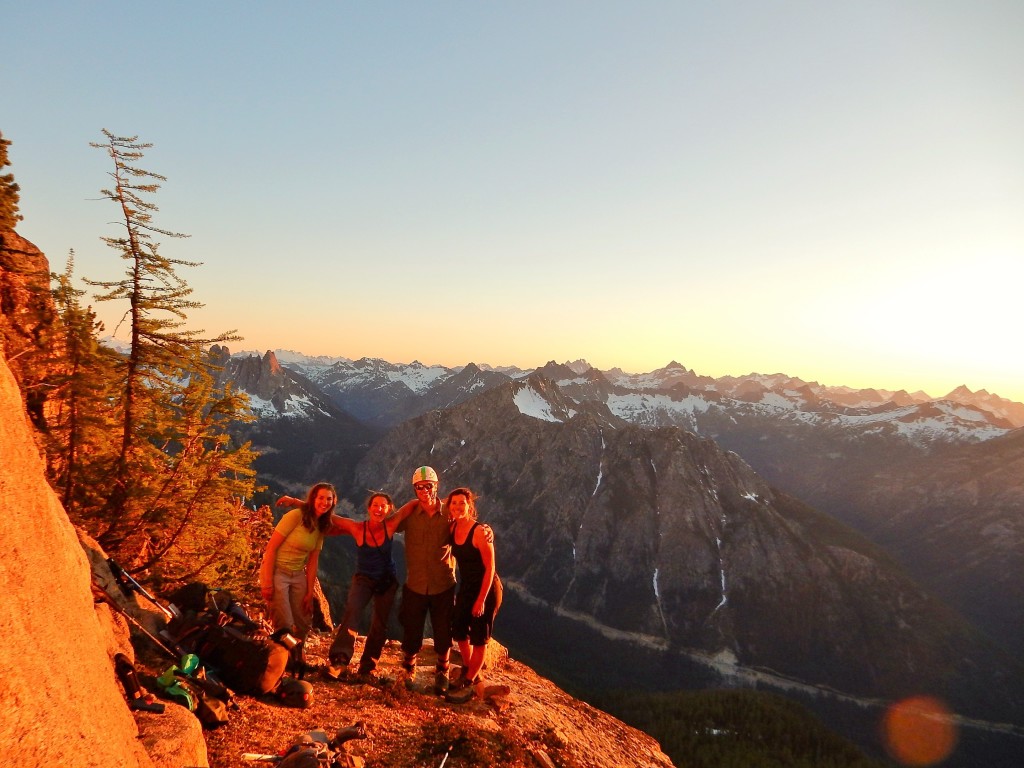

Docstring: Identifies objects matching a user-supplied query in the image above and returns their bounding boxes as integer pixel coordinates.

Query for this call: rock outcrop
[0,351,155,767]
[0,230,61,435]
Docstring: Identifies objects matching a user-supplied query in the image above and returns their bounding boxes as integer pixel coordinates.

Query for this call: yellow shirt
[274,508,324,573]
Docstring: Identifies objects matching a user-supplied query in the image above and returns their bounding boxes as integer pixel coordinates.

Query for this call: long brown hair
[301,482,337,533]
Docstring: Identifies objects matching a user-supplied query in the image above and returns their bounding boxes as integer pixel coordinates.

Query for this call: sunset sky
[6,2,1023,402]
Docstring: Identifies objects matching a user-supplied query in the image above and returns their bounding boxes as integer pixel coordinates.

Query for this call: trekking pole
[92,583,182,660]
[241,754,281,762]
[107,558,176,620]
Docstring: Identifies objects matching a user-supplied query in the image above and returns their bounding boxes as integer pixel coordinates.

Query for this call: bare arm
[392,499,417,517]
[260,531,286,603]
[383,501,417,536]
[276,495,302,509]
[326,514,361,538]
[479,523,494,544]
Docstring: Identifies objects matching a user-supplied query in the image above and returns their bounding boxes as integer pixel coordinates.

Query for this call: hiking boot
[401,669,417,691]
[324,664,345,681]
[445,685,474,704]
[433,670,450,695]
[449,674,474,691]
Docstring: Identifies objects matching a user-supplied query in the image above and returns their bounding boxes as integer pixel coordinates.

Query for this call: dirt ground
[132,630,672,768]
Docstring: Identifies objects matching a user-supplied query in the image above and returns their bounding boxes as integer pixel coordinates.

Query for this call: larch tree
[85,130,260,584]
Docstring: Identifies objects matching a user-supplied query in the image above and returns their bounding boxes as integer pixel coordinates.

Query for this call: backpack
[167,582,258,629]
[164,584,289,696]
[192,622,289,695]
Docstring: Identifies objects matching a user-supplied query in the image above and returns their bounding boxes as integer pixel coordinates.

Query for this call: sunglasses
[413,483,435,492]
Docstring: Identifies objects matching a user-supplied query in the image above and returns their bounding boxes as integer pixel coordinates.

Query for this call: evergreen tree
[47,251,121,514]
[0,131,22,231]
[84,130,257,575]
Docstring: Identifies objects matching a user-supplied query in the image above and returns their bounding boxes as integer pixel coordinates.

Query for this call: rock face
[212,347,291,405]
[0,230,61,433]
[0,351,154,768]
[350,375,1024,722]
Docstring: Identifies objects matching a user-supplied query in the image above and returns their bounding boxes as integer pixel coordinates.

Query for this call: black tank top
[451,522,486,587]
[356,521,396,582]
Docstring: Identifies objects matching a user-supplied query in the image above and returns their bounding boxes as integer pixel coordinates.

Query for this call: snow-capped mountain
[352,374,1024,727]
[209,347,382,493]
[260,355,513,428]
[218,347,1023,658]
[233,348,353,370]
[247,348,1022,436]
[211,348,1024,762]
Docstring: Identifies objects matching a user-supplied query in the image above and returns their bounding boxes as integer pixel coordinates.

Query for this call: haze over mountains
[213,345,1024,766]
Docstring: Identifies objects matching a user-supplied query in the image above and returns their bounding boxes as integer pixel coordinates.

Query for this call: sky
[5,2,1023,402]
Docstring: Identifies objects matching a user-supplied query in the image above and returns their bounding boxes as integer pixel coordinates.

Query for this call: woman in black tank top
[447,487,502,694]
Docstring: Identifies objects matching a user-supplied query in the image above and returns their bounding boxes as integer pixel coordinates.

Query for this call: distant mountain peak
[562,359,592,375]
[264,349,282,375]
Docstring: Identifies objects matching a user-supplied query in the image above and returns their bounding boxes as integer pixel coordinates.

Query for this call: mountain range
[214,346,1024,766]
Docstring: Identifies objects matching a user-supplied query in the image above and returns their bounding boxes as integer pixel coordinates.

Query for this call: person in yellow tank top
[260,482,335,640]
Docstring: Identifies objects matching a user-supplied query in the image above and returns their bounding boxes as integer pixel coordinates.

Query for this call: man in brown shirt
[395,466,457,694]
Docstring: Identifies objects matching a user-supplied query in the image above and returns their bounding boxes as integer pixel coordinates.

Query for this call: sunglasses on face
[414,483,435,492]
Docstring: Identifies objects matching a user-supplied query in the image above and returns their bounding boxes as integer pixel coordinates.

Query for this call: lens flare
[882,695,957,766]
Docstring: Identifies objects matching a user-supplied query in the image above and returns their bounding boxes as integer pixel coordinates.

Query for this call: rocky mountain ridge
[208,346,384,495]
[237,349,1023,680]
[263,349,1023,430]
[349,375,1024,722]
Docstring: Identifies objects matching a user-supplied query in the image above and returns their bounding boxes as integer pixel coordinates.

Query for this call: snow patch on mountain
[606,392,712,424]
[757,391,802,411]
[749,399,1008,443]
[242,391,334,420]
[514,385,576,422]
[393,364,450,393]
[555,376,592,387]
[891,416,1007,442]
